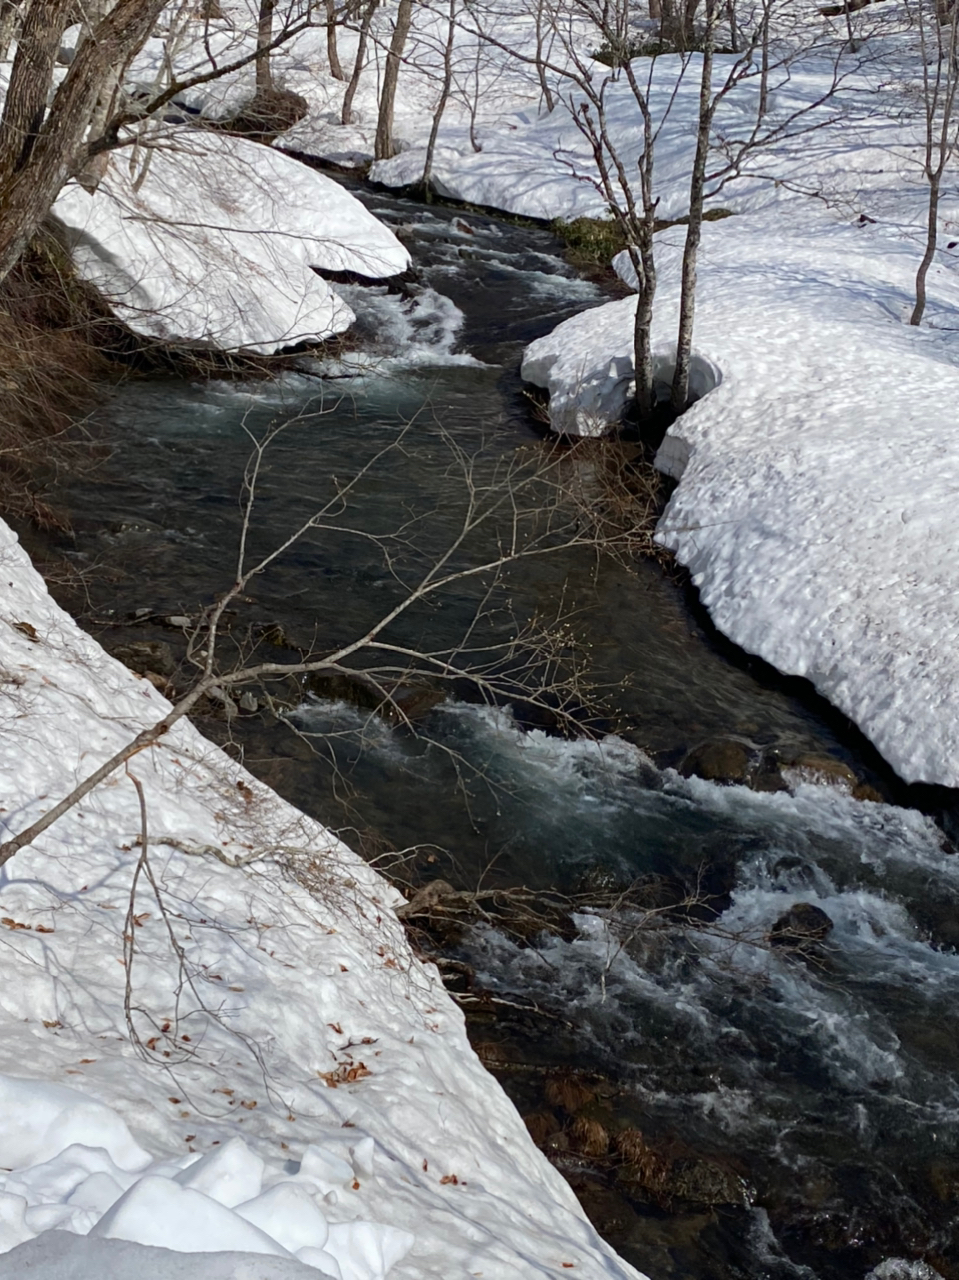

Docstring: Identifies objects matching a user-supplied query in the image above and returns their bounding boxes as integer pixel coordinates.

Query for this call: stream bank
[18,181,959,1280]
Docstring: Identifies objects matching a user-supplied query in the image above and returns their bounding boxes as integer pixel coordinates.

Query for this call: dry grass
[570,1115,610,1156]
[544,1073,596,1115]
[0,229,118,529]
[552,437,672,566]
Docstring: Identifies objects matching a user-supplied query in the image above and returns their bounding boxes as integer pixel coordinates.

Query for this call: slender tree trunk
[341,0,376,124]
[534,0,555,113]
[256,0,276,94]
[911,170,940,325]
[758,0,770,118]
[374,0,413,161]
[726,0,739,52]
[326,0,345,80]
[633,247,657,418]
[912,0,959,324]
[0,0,167,286]
[672,12,716,410]
[422,0,456,197]
[468,40,482,151]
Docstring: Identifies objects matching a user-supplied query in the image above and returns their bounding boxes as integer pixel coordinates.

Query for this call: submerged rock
[770,902,834,947]
[108,638,175,676]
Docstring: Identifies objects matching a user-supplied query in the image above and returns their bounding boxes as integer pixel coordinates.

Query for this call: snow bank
[370,50,905,220]
[0,516,641,1278]
[53,132,409,354]
[523,201,959,787]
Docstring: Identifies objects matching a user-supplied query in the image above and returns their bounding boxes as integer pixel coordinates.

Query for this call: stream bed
[29,184,959,1280]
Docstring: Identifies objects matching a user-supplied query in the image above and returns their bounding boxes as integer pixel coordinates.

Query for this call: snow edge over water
[0,517,642,1280]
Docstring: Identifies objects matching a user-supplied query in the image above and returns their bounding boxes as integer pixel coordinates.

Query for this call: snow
[0,515,642,1278]
[518,30,959,786]
[0,1234,329,1279]
[370,51,886,220]
[52,132,409,354]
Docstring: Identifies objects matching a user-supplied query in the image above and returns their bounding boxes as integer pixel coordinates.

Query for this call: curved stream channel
[31,185,959,1280]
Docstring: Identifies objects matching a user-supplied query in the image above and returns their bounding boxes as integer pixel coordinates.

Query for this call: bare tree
[342,0,379,123]
[423,0,459,193]
[256,0,279,93]
[375,0,414,160]
[327,0,347,78]
[910,0,959,325]
[0,0,332,286]
[671,0,720,409]
[0,0,171,285]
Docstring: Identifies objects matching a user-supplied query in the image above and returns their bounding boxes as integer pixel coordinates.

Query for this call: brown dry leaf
[34,925,54,934]
[240,1100,257,1110]
[1,918,28,930]
[42,1020,61,1029]
[12,621,38,642]
[439,1174,459,1186]
[317,1061,371,1088]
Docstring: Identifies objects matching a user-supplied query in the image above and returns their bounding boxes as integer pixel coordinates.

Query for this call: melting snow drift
[53,133,409,354]
[0,519,641,1279]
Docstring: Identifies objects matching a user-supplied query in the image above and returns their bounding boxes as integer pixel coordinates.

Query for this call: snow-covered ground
[509,12,959,788]
[0,517,642,1279]
[53,133,408,353]
[524,201,959,788]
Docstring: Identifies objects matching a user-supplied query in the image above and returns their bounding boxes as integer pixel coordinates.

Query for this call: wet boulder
[679,738,751,785]
[784,753,858,791]
[770,902,834,948]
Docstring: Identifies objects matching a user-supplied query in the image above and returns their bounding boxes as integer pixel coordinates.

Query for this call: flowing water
[33,185,959,1280]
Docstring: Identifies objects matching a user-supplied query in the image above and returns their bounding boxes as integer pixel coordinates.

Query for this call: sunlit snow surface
[524,200,959,786]
[53,133,409,353]
[0,520,642,1279]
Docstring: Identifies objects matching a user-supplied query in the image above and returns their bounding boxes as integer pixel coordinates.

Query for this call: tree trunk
[374,0,413,161]
[534,0,555,113]
[0,0,167,286]
[0,0,74,185]
[256,0,276,94]
[422,0,456,196]
[726,0,739,52]
[911,169,940,325]
[633,250,657,419]
[341,0,376,125]
[326,0,345,79]
[672,11,716,410]
[758,0,770,118]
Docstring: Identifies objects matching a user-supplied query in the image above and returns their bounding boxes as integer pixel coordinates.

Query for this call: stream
[28,183,959,1280]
